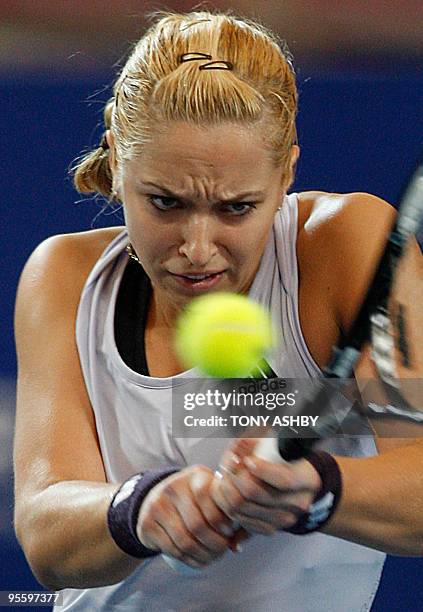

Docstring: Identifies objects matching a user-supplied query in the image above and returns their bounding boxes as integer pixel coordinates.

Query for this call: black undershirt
[114,259,151,376]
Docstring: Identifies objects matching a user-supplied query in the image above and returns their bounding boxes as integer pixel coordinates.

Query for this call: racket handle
[254,433,317,462]
[253,435,287,463]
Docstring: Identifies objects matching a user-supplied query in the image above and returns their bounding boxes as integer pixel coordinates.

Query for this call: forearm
[16,481,143,590]
[323,442,423,555]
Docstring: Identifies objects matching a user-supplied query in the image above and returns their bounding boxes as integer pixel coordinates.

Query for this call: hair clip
[198,61,233,71]
[179,52,212,63]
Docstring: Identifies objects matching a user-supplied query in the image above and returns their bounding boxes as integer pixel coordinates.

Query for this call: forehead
[123,121,276,186]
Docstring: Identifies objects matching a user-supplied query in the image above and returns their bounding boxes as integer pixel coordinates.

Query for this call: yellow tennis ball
[175,292,274,377]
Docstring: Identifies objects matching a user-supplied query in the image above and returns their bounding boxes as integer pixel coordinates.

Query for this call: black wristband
[107,467,180,558]
[285,450,342,535]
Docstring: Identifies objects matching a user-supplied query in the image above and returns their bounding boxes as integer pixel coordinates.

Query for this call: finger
[213,484,277,534]
[243,455,314,491]
[228,437,257,459]
[190,471,235,538]
[169,475,230,556]
[151,523,208,569]
[144,474,229,564]
[137,502,211,567]
[213,473,298,534]
[214,470,312,531]
[211,470,244,520]
[231,509,298,534]
[176,500,230,555]
[219,438,258,474]
[222,468,289,507]
[228,467,315,510]
[159,510,223,565]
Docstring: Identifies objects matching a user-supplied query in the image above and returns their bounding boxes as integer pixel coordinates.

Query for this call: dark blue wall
[2,67,423,611]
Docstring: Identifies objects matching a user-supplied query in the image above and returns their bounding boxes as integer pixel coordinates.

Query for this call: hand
[211,438,322,534]
[136,465,237,569]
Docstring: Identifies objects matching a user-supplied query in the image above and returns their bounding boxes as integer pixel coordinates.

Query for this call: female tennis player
[13,10,423,611]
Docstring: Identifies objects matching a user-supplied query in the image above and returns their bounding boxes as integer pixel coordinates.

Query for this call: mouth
[169,270,226,291]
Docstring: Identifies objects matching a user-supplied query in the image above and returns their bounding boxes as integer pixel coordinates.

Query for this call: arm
[212,434,423,555]
[14,233,233,590]
[14,232,143,589]
[319,438,423,554]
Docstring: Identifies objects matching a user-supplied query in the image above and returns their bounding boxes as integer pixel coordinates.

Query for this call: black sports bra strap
[114,259,151,375]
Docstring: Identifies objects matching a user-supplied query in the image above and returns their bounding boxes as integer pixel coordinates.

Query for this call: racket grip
[254,433,317,462]
[253,435,286,463]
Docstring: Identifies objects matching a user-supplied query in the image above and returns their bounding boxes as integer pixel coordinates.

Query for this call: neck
[149,287,184,330]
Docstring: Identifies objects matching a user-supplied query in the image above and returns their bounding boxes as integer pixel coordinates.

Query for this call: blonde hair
[73,10,298,198]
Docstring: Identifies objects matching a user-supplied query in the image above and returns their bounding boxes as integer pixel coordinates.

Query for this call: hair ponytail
[72,99,114,197]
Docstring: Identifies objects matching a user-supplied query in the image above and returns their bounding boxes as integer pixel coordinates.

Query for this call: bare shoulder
[15,225,124,366]
[16,226,124,317]
[20,225,124,282]
[296,191,396,333]
[297,190,396,235]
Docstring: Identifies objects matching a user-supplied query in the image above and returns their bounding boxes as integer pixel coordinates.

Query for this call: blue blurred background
[2,1,423,610]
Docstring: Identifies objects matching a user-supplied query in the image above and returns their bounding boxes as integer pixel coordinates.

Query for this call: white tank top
[59,194,385,611]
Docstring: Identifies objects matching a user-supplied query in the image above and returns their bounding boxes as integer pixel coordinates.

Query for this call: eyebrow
[137,181,265,203]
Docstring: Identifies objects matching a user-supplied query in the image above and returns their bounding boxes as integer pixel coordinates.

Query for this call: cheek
[237,218,276,267]
[239,217,273,250]
[125,209,174,252]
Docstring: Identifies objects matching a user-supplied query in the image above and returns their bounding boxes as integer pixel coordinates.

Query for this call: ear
[290,144,300,169]
[283,144,300,191]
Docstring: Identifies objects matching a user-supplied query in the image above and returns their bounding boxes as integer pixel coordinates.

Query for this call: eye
[223,202,257,216]
[148,195,180,211]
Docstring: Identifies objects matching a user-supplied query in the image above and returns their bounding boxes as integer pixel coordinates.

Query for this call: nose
[178,214,218,267]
